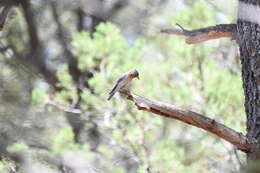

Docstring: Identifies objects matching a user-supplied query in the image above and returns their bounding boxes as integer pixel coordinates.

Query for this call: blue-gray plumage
[107,69,139,100]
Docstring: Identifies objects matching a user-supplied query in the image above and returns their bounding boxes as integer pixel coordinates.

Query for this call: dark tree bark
[76,8,85,31]
[237,0,260,159]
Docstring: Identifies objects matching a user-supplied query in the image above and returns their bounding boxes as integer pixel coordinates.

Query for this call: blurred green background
[0,0,245,172]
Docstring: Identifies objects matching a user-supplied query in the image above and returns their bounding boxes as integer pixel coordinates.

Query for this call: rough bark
[237,0,260,159]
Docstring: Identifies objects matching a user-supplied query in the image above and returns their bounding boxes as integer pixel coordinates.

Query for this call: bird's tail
[107,92,115,101]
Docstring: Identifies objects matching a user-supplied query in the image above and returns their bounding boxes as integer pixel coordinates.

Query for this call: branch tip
[176,23,186,32]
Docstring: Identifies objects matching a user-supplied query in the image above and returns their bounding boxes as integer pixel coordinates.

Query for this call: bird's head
[129,69,139,79]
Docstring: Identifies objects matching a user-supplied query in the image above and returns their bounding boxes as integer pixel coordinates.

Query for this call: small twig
[176,23,187,32]
[46,100,85,114]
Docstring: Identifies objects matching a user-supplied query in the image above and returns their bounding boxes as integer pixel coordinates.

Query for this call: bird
[107,69,139,101]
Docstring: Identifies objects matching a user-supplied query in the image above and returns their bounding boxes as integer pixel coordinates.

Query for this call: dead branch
[161,24,237,44]
[119,90,250,152]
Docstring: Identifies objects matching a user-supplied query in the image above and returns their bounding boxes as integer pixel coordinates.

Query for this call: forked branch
[161,24,237,44]
[120,90,250,152]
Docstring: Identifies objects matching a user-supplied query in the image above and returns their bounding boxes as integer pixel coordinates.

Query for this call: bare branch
[46,100,83,114]
[20,0,40,50]
[0,6,11,31]
[161,24,237,44]
[0,40,60,91]
[119,91,250,152]
[16,0,61,90]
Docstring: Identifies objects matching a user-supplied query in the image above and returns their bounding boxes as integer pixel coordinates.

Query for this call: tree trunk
[237,0,260,159]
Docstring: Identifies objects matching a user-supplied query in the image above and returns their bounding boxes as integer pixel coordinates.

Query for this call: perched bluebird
[107,69,139,101]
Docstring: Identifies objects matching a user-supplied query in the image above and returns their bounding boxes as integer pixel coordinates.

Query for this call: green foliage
[0,0,245,172]
[56,65,78,104]
[51,126,76,154]
[7,142,29,154]
[63,3,244,171]
[152,139,184,172]
[203,60,244,131]
[31,89,48,105]
[155,0,245,129]
[30,2,244,172]
[72,23,145,109]
[72,23,144,74]
[173,0,216,28]
[0,161,8,173]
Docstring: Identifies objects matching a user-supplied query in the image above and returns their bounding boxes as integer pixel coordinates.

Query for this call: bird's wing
[109,75,125,94]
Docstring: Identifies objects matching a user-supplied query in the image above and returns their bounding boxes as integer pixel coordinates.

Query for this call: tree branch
[119,90,250,152]
[0,6,11,31]
[50,1,82,83]
[0,42,60,90]
[18,0,61,90]
[75,7,85,31]
[161,24,237,44]
[20,0,40,50]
